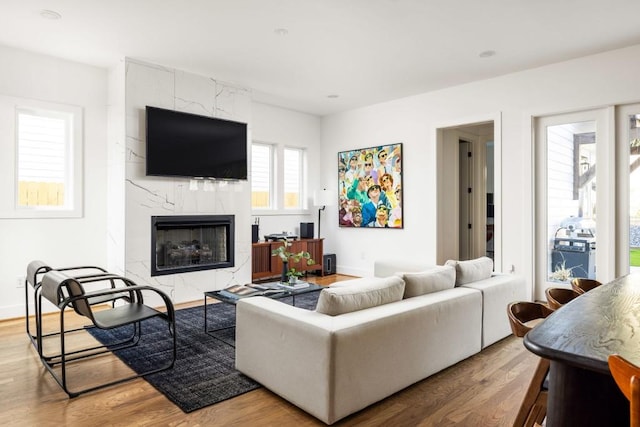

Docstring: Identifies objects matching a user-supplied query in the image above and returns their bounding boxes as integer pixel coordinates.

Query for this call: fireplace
[151,215,234,276]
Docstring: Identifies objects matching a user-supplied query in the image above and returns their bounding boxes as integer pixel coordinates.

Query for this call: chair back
[571,278,602,294]
[545,287,581,310]
[41,270,93,319]
[26,260,51,288]
[507,302,554,338]
[609,354,640,427]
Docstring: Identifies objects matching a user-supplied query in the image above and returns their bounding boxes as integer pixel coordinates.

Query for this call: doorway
[437,120,497,266]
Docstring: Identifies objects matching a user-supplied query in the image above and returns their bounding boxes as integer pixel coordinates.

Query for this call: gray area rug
[88,292,319,412]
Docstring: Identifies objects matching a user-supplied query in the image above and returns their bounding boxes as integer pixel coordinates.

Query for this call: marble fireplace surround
[107,58,253,309]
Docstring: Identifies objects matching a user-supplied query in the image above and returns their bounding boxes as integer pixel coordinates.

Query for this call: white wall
[321,43,640,299]
[250,102,321,238]
[0,51,323,320]
[0,46,108,319]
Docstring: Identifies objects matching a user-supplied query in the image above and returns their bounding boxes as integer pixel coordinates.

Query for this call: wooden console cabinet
[252,238,323,281]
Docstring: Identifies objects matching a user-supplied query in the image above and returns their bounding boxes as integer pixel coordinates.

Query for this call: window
[251,143,272,209]
[17,109,71,207]
[284,147,304,209]
[251,143,307,211]
[0,96,83,218]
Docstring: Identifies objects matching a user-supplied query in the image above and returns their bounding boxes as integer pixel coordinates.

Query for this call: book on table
[219,284,263,299]
[275,281,310,290]
[218,283,284,299]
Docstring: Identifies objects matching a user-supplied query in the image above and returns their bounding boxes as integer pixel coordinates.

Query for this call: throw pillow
[315,276,405,316]
[445,256,494,285]
[395,265,456,298]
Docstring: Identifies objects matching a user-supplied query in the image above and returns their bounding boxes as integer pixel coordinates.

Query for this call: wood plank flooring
[0,274,536,426]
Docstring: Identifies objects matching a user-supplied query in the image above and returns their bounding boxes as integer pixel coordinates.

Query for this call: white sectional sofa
[235,257,526,425]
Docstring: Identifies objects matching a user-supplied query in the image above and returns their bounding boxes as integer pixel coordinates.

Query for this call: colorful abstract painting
[338,143,403,228]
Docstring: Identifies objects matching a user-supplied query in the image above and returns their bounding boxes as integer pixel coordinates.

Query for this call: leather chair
[39,270,176,397]
[609,354,640,427]
[507,302,554,427]
[545,287,581,310]
[571,277,602,294]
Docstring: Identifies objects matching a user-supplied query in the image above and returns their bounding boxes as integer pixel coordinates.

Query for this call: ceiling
[1,0,640,116]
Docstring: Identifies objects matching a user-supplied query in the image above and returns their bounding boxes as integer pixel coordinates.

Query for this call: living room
[2,1,640,425]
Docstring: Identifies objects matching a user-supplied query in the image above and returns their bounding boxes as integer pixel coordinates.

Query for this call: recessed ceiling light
[479,50,496,58]
[274,28,289,36]
[40,9,62,20]
[327,94,339,99]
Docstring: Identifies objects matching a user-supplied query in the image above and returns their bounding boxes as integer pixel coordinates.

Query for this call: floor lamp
[313,188,336,239]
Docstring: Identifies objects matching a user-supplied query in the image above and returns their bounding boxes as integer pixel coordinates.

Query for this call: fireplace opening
[151,215,234,276]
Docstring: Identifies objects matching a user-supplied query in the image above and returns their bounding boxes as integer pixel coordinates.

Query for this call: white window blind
[251,143,272,209]
[17,108,73,208]
[284,148,302,209]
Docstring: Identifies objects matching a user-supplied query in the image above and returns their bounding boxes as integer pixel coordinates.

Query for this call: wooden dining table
[524,274,640,427]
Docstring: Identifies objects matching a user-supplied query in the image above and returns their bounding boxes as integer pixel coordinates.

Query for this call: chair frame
[39,270,176,397]
[507,302,554,427]
[25,261,130,361]
[609,354,640,427]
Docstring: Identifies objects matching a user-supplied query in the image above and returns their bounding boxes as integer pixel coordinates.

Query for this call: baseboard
[336,265,368,278]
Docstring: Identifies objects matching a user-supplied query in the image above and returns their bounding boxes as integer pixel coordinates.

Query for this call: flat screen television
[145,106,248,180]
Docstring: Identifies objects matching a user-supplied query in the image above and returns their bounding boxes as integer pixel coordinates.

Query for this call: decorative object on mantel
[338,143,403,228]
[271,238,315,284]
[314,188,337,238]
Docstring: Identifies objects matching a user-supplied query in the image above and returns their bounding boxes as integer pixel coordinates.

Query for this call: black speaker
[251,224,259,243]
[300,222,314,239]
[323,254,336,275]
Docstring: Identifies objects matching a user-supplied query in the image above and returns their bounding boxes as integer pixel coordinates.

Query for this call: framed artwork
[338,143,403,228]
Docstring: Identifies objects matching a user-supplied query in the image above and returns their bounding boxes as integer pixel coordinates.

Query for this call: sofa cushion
[445,257,494,285]
[395,265,456,298]
[315,276,405,316]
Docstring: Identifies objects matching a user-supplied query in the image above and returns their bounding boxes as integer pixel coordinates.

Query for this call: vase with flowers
[271,239,315,285]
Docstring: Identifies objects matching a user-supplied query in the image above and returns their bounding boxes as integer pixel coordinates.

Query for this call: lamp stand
[317,206,326,239]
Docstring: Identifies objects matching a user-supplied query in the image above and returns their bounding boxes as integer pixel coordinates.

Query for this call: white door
[534,108,614,300]
[616,104,640,275]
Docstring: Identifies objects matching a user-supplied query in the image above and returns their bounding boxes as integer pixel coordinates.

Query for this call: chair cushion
[395,265,456,298]
[315,276,405,316]
[445,257,494,285]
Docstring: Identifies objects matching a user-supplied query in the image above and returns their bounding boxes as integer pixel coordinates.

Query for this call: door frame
[533,107,615,300]
[435,112,502,272]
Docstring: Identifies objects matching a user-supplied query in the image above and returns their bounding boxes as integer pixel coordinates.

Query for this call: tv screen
[145,106,248,180]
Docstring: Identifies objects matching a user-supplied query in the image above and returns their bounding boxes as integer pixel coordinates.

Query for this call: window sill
[251,209,312,216]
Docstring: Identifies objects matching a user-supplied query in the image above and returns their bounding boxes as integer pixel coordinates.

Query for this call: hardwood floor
[0,274,536,426]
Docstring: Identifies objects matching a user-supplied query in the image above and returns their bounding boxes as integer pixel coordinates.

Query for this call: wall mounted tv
[145,106,248,180]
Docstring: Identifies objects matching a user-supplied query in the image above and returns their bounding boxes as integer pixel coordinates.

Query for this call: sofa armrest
[235,297,336,422]
[461,273,527,348]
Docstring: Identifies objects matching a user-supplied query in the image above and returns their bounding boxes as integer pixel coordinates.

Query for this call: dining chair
[507,301,554,427]
[609,354,640,427]
[545,287,581,311]
[571,277,602,294]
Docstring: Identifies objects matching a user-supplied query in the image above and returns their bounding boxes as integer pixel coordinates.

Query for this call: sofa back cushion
[395,265,456,298]
[315,276,405,316]
[445,256,494,285]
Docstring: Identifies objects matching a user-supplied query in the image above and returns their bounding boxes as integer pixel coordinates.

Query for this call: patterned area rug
[88,292,320,413]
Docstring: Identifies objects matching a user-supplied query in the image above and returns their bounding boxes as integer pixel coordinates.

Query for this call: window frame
[0,96,83,219]
[251,141,309,215]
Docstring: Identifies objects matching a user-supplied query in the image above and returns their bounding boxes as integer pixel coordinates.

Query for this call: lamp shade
[314,188,336,207]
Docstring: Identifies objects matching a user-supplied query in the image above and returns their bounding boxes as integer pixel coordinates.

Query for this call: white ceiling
[1,0,640,116]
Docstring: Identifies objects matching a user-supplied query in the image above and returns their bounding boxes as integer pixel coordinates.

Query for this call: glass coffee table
[203,282,323,346]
